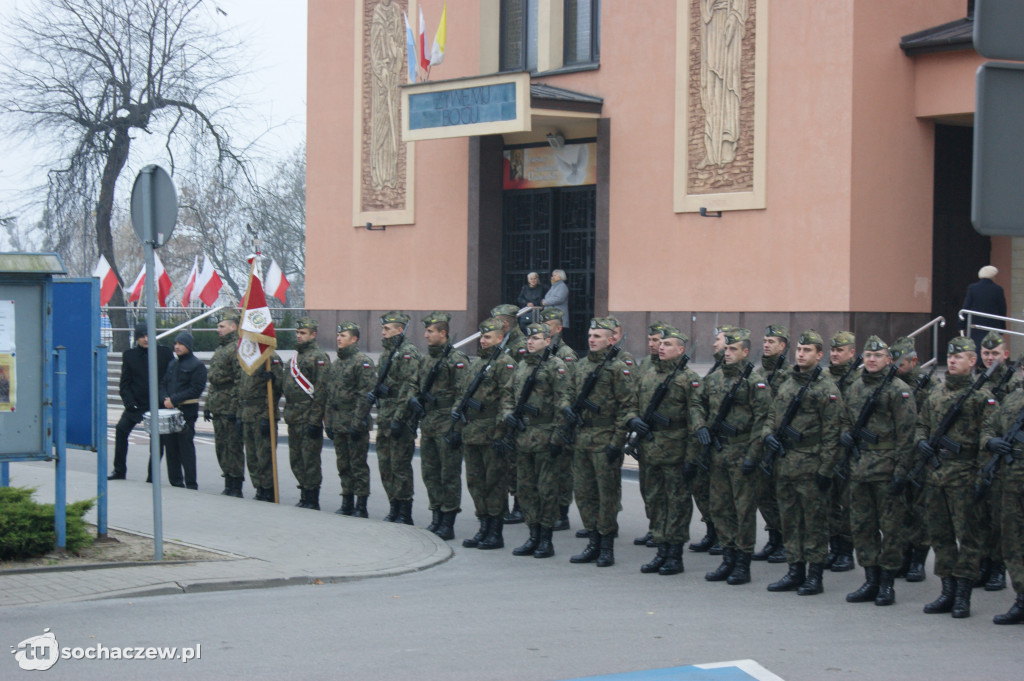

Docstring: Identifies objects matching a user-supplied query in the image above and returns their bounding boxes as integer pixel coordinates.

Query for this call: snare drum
[142,408,186,434]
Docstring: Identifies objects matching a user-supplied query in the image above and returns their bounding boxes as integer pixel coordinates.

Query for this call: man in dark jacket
[108,322,173,480]
[159,331,208,489]
[959,265,1007,351]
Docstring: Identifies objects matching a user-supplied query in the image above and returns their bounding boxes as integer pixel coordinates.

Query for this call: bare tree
[0,0,250,349]
[247,144,306,305]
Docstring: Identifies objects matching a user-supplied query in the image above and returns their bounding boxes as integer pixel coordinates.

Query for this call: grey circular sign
[131,165,178,248]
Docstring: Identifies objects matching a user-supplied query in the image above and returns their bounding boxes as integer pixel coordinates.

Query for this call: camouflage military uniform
[374,326,421,510]
[492,305,528,512]
[826,343,860,568]
[753,352,790,553]
[635,353,661,530]
[206,325,243,485]
[283,326,331,503]
[551,332,579,516]
[238,353,284,497]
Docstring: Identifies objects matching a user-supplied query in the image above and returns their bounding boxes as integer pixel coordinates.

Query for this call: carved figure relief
[697,0,746,168]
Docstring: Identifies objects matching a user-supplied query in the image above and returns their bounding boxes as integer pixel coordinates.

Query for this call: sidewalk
[0,462,452,607]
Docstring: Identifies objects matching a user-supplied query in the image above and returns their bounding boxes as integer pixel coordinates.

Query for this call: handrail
[906,315,945,362]
[959,309,1024,340]
[453,306,532,350]
[156,305,227,340]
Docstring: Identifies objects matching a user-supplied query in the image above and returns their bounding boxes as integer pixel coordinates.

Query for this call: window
[500,0,538,72]
[564,0,599,66]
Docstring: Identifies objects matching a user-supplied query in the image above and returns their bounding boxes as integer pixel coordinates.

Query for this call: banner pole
[266,356,279,503]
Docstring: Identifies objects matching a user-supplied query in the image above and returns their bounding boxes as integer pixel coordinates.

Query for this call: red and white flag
[265,258,290,304]
[92,254,119,306]
[181,256,199,307]
[418,5,430,71]
[125,253,172,307]
[237,258,278,375]
[196,255,223,306]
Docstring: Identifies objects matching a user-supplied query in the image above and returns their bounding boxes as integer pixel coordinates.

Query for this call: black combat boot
[728,551,752,585]
[553,506,571,531]
[767,543,788,564]
[226,476,244,498]
[875,569,896,606]
[336,494,355,516]
[434,510,457,541]
[797,563,825,596]
[352,496,369,518]
[951,577,973,618]
[504,497,525,524]
[395,500,414,525]
[894,546,912,578]
[658,544,684,575]
[384,499,399,522]
[752,529,782,561]
[641,544,668,574]
[846,566,881,603]
[464,517,490,548]
[295,488,310,509]
[513,524,540,556]
[259,487,276,502]
[985,562,1007,591]
[767,563,806,592]
[634,531,654,546]
[220,477,233,496]
[253,486,268,502]
[993,593,1024,625]
[689,522,717,553]
[923,576,956,614]
[905,547,928,582]
[596,534,615,567]
[534,527,555,558]
[307,487,320,511]
[576,528,591,538]
[478,516,504,550]
[427,509,442,533]
[974,557,993,589]
[825,536,839,569]
[830,537,854,572]
[705,548,736,582]
[571,531,601,563]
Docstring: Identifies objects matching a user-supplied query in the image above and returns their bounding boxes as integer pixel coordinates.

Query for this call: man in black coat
[958,265,1007,351]
[160,331,208,489]
[108,323,173,480]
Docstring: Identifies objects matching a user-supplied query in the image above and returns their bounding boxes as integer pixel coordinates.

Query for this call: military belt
[580,416,616,428]
[426,397,455,411]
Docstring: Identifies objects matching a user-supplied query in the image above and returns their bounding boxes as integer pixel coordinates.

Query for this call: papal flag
[237,258,277,375]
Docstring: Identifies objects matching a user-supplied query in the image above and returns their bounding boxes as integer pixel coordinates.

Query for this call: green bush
[0,486,95,559]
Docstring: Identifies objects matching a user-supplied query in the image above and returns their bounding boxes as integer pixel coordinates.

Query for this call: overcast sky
[0,0,307,236]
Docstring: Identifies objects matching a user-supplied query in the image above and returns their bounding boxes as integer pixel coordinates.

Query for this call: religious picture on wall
[0,353,17,412]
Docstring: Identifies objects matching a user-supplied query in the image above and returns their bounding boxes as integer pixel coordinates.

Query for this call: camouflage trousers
[646,462,692,545]
[1001,476,1024,595]
[332,431,371,497]
[688,465,712,524]
[287,423,324,489]
[464,442,509,518]
[212,415,244,479]
[243,418,276,491]
[420,433,463,512]
[709,449,759,553]
[776,474,830,564]
[556,445,574,508]
[900,483,929,551]
[758,469,782,532]
[637,457,650,522]
[979,477,1004,563]
[925,483,983,580]
[849,479,905,570]
[827,472,852,542]
[376,429,415,502]
[573,428,623,537]
[517,446,560,528]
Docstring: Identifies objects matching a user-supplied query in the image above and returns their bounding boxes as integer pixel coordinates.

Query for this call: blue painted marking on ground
[560,661,781,681]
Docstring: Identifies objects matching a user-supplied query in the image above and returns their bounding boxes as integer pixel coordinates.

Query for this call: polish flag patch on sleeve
[455,362,466,369]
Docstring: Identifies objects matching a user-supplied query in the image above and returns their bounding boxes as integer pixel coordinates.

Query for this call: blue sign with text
[408,82,518,130]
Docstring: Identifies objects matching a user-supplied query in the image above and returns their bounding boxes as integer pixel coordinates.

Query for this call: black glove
[324,427,335,440]
[986,437,1014,458]
[840,431,856,450]
[815,473,832,492]
[682,462,698,482]
[259,370,274,383]
[695,426,712,447]
[506,413,526,432]
[407,396,425,418]
[605,444,622,463]
[446,431,462,450]
[764,433,783,454]
[389,420,404,437]
[306,423,322,439]
[561,406,582,426]
[890,476,908,495]
[627,417,650,439]
[549,443,563,457]
[741,458,757,475]
[349,428,363,441]
[203,408,213,422]
[973,480,990,504]
[491,439,509,456]
[916,439,936,459]
[449,409,464,423]
[259,418,270,436]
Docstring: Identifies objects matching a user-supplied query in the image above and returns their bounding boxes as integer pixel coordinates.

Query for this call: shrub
[0,486,95,559]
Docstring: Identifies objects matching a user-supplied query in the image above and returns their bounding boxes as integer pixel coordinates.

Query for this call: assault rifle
[912,363,938,400]
[973,405,1024,502]
[761,365,823,476]
[366,325,406,406]
[704,356,723,378]
[405,343,454,435]
[497,345,554,454]
[623,354,690,459]
[835,355,863,393]
[444,336,511,448]
[909,361,999,487]
[559,342,623,445]
[698,362,755,470]
[992,354,1022,396]
[834,361,899,480]
[767,354,787,389]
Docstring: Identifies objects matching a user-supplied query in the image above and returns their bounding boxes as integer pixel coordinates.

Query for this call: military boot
[596,534,615,567]
[336,494,355,516]
[306,487,320,511]
[753,529,782,562]
[905,547,928,582]
[534,527,555,559]
[974,557,993,589]
[434,510,457,541]
[253,486,268,502]
[985,563,1007,591]
[395,500,414,525]
[767,543,788,564]
[951,577,973,618]
[830,537,854,572]
[641,544,668,574]
[258,487,276,502]
[767,563,806,592]
[463,517,490,548]
[689,522,717,553]
[352,496,369,518]
[553,506,571,531]
[478,516,504,550]
[513,524,540,556]
[846,566,881,603]
[894,546,912,578]
[705,547,736,582]
[993,593,1024,625]
[384,499,399,522]
[825,536,840,569]
[727,551,752,585]
[923,576,956,614]
[658,544,684,575]
[228,476,244,498]
[504,497,525,524]
[875,569,896,606]
[634,531,654,546]
[220,477,234,496]
[797,563,825,596]
[571,531,601,564]
[295,488,310,508]
[427,509,442,533]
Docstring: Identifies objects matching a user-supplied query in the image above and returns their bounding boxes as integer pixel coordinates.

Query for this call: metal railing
[103,306,310,335]
[906,315,946,368]
[959,309,1024,341]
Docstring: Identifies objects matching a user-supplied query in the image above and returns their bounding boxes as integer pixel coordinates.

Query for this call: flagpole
[266,355,280,504]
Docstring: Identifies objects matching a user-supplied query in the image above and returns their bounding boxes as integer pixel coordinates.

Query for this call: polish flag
[196,255,223,306]
[265,259,290,304]
[126,253,172,307]
[91,254,119,306]
[181,256,199,307]
[418,5,430,71]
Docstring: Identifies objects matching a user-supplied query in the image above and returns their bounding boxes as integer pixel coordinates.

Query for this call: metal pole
[95,343,109,538]
[54,347,67,550]
[141,169,164,561]
[156,305,228,340]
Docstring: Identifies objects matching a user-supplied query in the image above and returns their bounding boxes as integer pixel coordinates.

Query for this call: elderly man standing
[159,331,207,489]
[542,269,570,328]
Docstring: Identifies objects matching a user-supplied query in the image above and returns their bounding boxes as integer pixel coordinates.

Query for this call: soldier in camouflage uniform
[630,326,706,576]
[566,318,638,567]
[315,322,375,517]
[825,330,860,572]
[502,323,571,558]
[633,321,668,547]
[492,304,529,525]
[410,312,469,540]
[283,317,331,510]
[699,328,771,585]
[454,318,517,550]
[206,311,244,497]
[979,331,1020,402]
[763,330,842,596]
[239,351,284,501]
[753,324,791,563]
[840,336,916,607]
[540,307,579,532]
[978,361,1024,624]
[705,324,735,378]
[916,336,996,619]
[374,311,421,525]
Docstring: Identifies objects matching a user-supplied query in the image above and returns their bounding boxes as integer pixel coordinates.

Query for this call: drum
[142,408,186,434]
